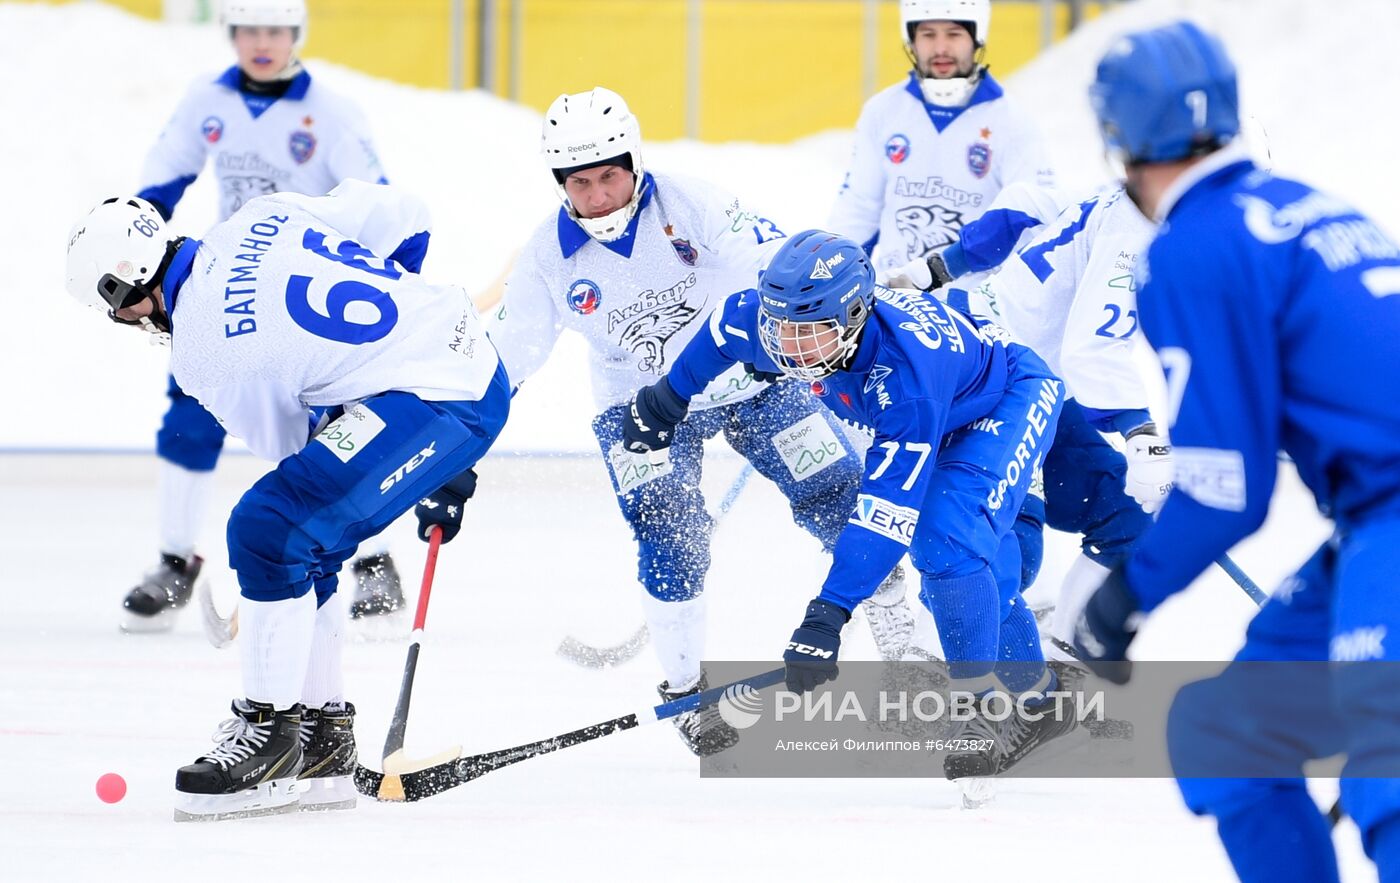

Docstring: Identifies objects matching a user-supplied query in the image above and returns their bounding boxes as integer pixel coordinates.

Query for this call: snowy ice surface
[3,0,1393,879]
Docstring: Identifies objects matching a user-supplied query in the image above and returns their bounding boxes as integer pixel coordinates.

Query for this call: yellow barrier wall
[83,0,1104,141]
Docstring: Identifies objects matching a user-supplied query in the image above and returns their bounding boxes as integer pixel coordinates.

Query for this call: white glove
[880,257,933,290]
[1124,423,1173,514]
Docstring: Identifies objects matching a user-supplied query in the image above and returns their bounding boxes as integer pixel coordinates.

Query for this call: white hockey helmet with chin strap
[221,0,309,53]
[65,197,177,335]
[541,87,646,243]
[901,0,990,107]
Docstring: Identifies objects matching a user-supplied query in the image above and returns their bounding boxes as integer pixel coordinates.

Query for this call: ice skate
[298,701,358,811]
[348,553,405,619]
[121,553,202,633]
[859,564,916,661]
[174,699,304,822]
[659,674,740,757]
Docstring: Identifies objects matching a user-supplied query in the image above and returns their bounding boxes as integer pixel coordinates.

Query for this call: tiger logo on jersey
[894,204,965,261]
[223,176,280,215]
[619,301,699,373]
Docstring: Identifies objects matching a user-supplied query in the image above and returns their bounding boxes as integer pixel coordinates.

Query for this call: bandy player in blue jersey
[1067,22,1400,883]
[623,230,1079,777]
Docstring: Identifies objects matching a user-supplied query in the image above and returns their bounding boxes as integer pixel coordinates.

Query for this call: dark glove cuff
[803,598,852,629]
[439,467,478,502]
[925,253,952,288]
[650,376,691,423]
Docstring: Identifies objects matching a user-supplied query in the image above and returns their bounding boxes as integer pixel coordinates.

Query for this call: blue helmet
[1090,21,1239,165]
[757,230,875,381]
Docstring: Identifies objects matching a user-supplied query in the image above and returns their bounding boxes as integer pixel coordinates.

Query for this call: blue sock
[995,596,1049,693]
[920,568,998,682]
[1215,786,1339,883]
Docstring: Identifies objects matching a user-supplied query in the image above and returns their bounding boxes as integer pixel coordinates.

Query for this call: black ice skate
[121,553,202,633]
[298,701,358,812]
[349,553,404,618]
[943,695,1083,781]
[174,699,304,822]
[659,674,740,757]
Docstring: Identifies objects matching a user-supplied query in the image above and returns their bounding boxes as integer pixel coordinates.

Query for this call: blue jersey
[668,287,1051,608]
[1125,146,1400,609]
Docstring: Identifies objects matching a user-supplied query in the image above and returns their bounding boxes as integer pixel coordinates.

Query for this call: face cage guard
[97,273,170,335]
[757,312,863,382]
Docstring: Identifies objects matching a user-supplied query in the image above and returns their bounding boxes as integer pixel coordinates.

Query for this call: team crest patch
[885,134,911,164]
[671,237,698,266]
[290,131,316,165]
[201,116,224,144]
[810,380,827,396]
[967,142,991,178]
[566,279,602,315]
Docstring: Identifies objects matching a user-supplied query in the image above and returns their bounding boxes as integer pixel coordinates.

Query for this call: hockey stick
[1214,553,1268,605]
[379,525,462,775]
[198,579,239,648]
[556,462,757,669]
[354,667,786,802]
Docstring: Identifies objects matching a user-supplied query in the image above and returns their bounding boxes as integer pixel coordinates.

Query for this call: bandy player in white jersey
[828,0,1054,275]
[65,180,509,820]
[900,185,1173,661]
[487,89,911,757]
[123,0,402,634]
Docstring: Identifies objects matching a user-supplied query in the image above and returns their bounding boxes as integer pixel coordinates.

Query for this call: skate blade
[120,607,178,634]
[173,777,302,822]
[959,777,997,810]
[298,775,357,812]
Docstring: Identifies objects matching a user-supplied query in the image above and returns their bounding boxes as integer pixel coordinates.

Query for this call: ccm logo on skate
[786,642,835,659]
[240,763,267,783]
[380,442,437,494]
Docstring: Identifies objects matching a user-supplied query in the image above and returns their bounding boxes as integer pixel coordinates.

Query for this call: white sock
[158,460,214,559]
[241,592,317,710]
[301,591,345,709]
[1051,554,1112,648]
[641,594,707,690]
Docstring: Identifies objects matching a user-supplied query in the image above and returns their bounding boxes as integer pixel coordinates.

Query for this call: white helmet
[900,0,990,46]
[221,0,309,52]
[65,197,173,328]
[541,87,645,243]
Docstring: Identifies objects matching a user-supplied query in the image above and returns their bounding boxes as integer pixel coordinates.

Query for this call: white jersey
[828,72,1054,274]
[140,67,386,222]
[489,172,786,412]
[167,180,499,462]
[973,187,1156,413]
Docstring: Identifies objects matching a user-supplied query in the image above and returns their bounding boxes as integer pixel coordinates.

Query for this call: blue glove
[744,362,784,384]
[623,377,690,454]
[1070,565,1141,684]
[783,598,850,693]
[414,468,477,544]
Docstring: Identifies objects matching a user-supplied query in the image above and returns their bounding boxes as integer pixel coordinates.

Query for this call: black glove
[783,598,850,693]
[744,362,784,384]
[623,377,690,454]
[1070,565,1141,684]
[414,468,477,544]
